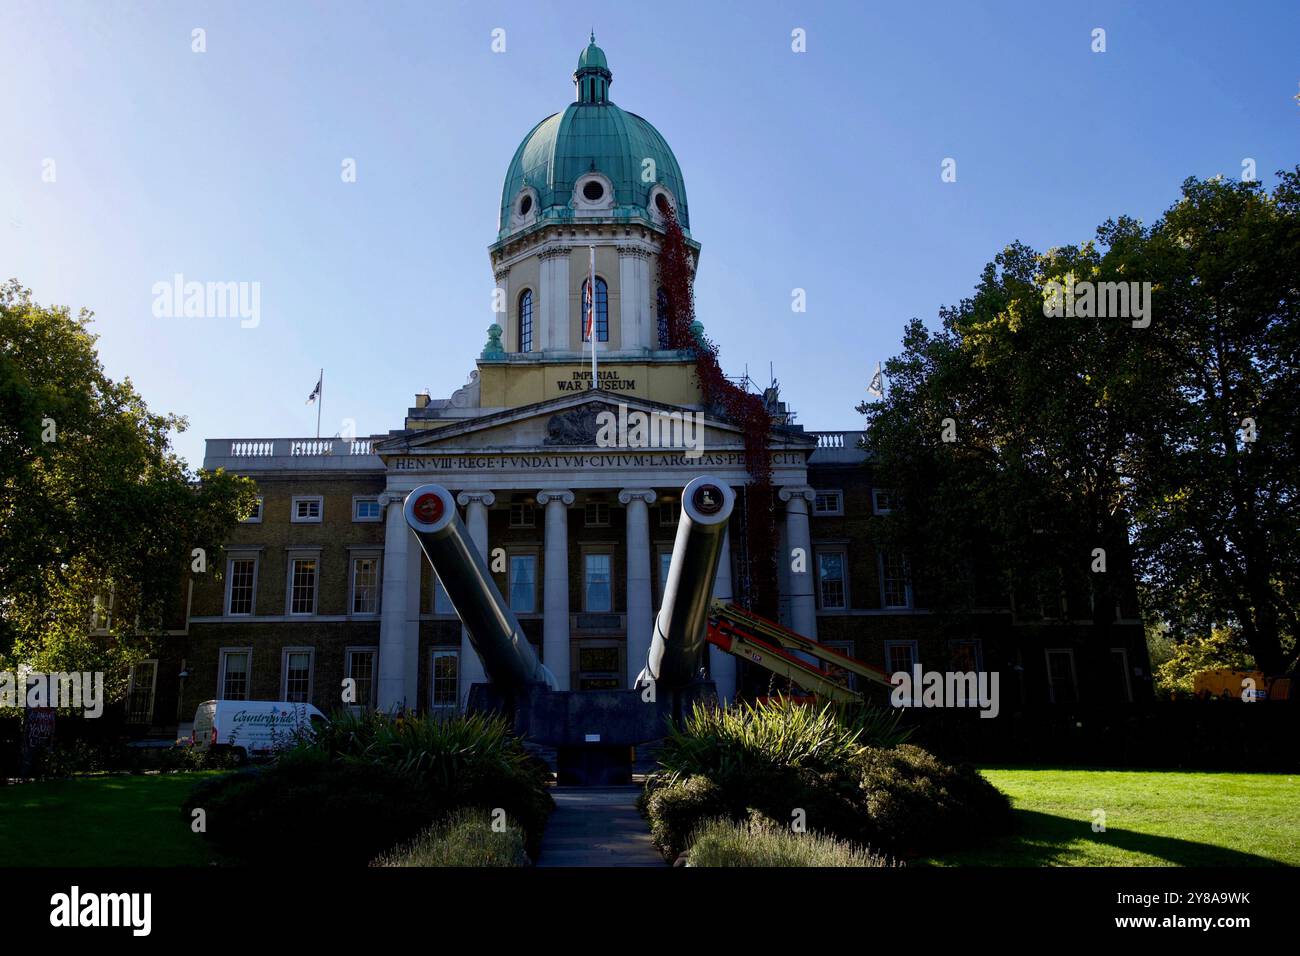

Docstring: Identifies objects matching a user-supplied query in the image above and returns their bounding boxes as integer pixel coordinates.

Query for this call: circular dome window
[655,193,672,216]
[519,194,532,216]
[582,180,605,202]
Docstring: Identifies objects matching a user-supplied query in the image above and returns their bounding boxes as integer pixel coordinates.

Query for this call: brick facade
[125,436,1150,735]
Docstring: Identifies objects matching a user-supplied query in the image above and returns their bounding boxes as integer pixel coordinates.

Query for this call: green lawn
[923,767,1299,867]
[2,767,1295,867]
[0,772,225,867]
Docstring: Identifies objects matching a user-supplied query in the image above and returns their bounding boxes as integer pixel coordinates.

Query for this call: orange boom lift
[706,599,893,703]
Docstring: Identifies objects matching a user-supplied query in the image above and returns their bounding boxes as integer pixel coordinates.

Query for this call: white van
[191,700,328,758]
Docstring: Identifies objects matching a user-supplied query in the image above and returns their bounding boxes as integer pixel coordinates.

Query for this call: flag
[867,362,884,398]
[306,373,322,405]
[583,280,593,341]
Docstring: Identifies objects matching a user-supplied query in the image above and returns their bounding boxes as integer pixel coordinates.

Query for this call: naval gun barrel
[637,475,736,693]
[404,484,555,695]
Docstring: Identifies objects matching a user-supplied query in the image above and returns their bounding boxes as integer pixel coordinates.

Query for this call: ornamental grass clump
[314,709,536,791]
[373,808,529,867]
[656,697,865,791]
[685,815,896,868]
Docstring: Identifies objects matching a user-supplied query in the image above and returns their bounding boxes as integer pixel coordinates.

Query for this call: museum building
[121,39,1152,732]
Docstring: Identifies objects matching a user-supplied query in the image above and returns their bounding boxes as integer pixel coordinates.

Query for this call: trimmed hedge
[34,739,240,777]
[900,703,1300,772]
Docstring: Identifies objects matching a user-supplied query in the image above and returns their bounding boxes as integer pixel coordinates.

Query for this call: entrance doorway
[571,640,625,690]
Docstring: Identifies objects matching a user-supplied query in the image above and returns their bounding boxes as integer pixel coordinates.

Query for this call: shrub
[183,749,449,866]
[313,709,542,793]
[373,808,529,867]
[642,699,1012,860]
[830,700,914,748]
[33,739,239,777]
[311,710,553,850]
[657,698,865,791]
[185,711,553,865]
[686,815,895,868]
[853,744,1012,854]
[643,775,731,860]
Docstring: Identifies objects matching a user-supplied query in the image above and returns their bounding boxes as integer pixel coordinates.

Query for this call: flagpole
[589,245,597,390]
[316,368,322,438]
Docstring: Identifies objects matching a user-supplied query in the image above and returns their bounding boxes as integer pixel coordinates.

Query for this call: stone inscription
[556,370,636,392]
[390,451,806,472]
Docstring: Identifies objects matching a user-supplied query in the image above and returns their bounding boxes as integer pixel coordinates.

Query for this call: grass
[372,808,530,867]
[0,772,227,867]
[3,765,1294,868]
[687,817,894,867]
[922,767,1299,867]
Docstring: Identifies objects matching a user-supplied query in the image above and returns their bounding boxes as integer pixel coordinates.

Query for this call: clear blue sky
[3,0,1296,469]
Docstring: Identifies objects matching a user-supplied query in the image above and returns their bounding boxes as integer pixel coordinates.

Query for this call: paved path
[536,786,666,867]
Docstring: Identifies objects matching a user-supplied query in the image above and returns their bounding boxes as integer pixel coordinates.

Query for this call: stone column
[377,490,416,712]
[404,519,423,707]
[708,527,738,704]
[779,485,819,644]
[776,514,792,626]
[619,488,657,686]
[539,246,570,352]
[617,245,651,350]
[455,490,495,709]
[494,266,511,350]
[536,489,574,690]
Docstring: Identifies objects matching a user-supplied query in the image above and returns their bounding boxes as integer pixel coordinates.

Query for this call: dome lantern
[574,32,612,104]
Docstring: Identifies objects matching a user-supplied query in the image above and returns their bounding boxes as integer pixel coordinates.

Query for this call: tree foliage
[0,279,255,696]
[1152,628,1255,698]
[860,171,1300,674]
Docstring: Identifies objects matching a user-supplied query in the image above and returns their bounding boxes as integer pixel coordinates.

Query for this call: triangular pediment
[375,389,812,456]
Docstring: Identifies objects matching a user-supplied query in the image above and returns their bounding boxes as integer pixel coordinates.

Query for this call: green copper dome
[496,37,690,241]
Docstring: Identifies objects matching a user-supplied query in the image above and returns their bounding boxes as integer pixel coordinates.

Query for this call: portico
[371,391,816,711]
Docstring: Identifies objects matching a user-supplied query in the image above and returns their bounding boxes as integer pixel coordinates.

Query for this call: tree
[1124,175,1300,674]
[1152,628,1254,698]
[860,236,1146,646]
[859,171,1300,676]
[0,279,255,698]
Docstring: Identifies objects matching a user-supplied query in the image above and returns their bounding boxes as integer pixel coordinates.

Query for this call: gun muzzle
[637,475,735,692]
